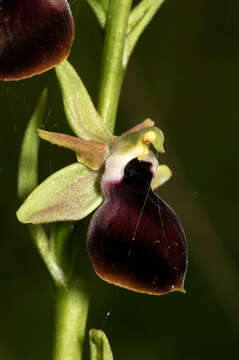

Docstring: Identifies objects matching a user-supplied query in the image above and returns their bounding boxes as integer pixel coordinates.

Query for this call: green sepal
[89,329,114,360]
[17,163,103,224]
[55,60,112,143]
[86,0,109,28]
[38,129,109,170]
[18,89,47,200]
[151,164,172,190]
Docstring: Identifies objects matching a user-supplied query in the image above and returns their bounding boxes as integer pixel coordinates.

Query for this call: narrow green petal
[18,89,47,200]
[152,127,165,153]
[89,329,114,360]
[56,60,112,143]
[151,164,172,190]
[38,129,109,170]
[17,163,103,224]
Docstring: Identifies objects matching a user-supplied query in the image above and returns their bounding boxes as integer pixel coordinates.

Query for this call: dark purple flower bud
[88,157,187,296]
[0,0,74,80]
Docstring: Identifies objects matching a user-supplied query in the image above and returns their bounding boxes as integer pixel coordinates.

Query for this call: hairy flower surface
[88,151,187,295]
[0,0,74,80]
[17,61,187,295]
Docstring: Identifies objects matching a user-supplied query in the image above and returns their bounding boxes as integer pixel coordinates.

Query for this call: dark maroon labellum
[88,158,188,295]
[0,0,74,80]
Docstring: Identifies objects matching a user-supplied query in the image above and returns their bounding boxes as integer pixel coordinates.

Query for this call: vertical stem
[53,1,133,359]
[53,283,89,360]
[97,0,133,132]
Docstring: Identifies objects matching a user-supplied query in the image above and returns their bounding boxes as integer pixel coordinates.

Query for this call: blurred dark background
[1,0,239,359]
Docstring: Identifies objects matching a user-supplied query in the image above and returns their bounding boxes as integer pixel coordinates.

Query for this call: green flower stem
[52,1,162,358]
[53,2,133,358]
[97,0,133,132]
[53,283,89,360]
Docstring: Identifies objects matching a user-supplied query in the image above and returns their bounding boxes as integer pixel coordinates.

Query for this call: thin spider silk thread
[102,151,161,327]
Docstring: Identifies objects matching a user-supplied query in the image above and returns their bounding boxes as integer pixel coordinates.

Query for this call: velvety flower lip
[88,156,188,296]
[0,0,74,80]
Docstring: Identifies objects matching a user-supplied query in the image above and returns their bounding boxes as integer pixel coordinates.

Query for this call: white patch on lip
[102,146,159,190]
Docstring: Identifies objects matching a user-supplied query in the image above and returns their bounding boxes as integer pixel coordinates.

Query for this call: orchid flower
[0,0,74,80]
[17,60,187,296]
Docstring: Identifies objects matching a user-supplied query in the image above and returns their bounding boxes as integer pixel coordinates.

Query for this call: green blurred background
[1,0,239,359]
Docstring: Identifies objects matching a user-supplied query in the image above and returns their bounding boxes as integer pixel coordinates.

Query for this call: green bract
[89,329,114,360]
[18,89,48,200]
[56,61,112,143]
[17,60,171,225]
